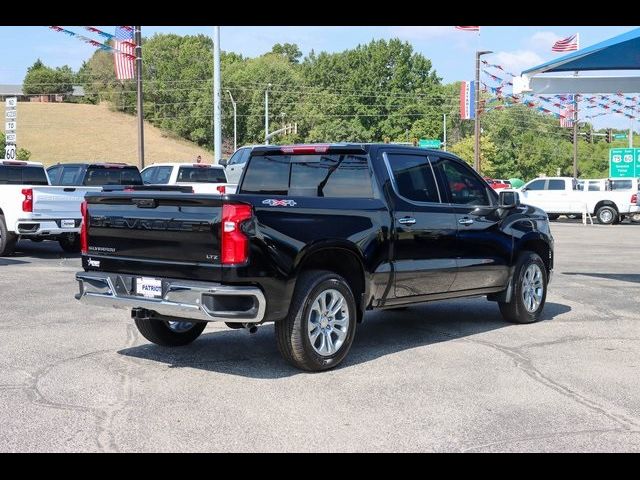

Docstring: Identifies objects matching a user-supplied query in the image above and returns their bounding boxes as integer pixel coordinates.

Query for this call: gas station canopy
[513,28,640,94]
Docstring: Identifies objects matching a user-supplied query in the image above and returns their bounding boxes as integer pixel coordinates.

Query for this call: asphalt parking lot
[1,221,639,452]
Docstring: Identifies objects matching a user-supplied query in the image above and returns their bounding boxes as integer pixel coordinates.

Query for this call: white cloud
[492,50,544,75]
[390,26,455,40]
[528,31,562,51]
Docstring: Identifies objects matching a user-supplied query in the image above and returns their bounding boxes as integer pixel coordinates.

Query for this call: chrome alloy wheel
[599,209,614,224]
[522,264,544,313]
[307,289,350,356]
[165,320,195,333]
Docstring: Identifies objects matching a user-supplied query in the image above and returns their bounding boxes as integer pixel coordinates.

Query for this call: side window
[588,182,601,191]
[141,167,157,184]
[47,166,62,184]
[154,166,172,184]
[611,180,632,190]
[386,153,440,203]
[228,148,250,166]
[439,158,490,206]
[526,179,546,191]
[547,179,565,190]
[227,150,242,166]
[59,166,83,185]
[238,148,251,164]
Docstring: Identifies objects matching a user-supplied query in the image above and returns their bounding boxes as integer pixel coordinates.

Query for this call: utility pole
[213,26,221,163]
[629,119,634,148]
[443,113,447,152]
[572,95,579,178]
[474,50,493,173]
[226,90,237,152]
[265,83,272,145]
[134,26,145,170]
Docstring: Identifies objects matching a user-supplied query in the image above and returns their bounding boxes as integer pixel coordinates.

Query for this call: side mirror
[499,190,520,208]
[218,158,228,167]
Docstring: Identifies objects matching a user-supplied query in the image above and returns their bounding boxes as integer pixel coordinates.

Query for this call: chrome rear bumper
[75,271,266,323]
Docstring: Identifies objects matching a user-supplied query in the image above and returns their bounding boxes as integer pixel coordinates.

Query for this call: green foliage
[0,133,31,160]
[271,43,302,64]
[23,59,75,95]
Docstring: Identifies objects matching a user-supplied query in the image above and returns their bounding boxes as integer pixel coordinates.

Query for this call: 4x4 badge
[262,199,297,207]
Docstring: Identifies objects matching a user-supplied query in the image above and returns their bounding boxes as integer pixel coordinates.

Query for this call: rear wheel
[630,212,640,224]
[0,215,18,257]
[275,270,357,372]
[134,317,207,347]
[547,214,560,221]
[58,233,81,253]
[596,205,617,225]
[499,251,547,324]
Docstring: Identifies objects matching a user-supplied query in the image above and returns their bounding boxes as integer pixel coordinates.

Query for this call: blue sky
[0,25,636,129]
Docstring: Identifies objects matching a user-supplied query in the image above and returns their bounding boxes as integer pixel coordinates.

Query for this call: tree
[271,43,302,64]
[449,135,497,177]
[23,59,75,96]
[0,133,31,160]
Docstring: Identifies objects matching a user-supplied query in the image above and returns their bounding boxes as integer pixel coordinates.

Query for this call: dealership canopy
[513,28,640,95]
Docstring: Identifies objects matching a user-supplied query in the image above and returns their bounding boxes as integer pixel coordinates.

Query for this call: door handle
[397,217,416,225]
[458,217,474,226]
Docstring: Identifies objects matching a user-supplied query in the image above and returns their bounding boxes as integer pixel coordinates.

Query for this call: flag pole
[135,26,145,170]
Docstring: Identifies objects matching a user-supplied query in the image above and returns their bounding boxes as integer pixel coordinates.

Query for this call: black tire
[134,318,207,347]
[547,213,560,221]
[566,213,581,220]
[499,251,548,324]
[225,322,245,329]
[596,205,617,225]
[58,234,81,253]
[0,215,18,257]
[275,270,357,372]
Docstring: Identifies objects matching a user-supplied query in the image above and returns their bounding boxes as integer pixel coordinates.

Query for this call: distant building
[0,84,85,103]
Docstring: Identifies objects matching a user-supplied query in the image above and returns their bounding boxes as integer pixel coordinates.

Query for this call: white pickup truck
[140,162,236,194]
[0,161,98,255]
[518,176,640,224]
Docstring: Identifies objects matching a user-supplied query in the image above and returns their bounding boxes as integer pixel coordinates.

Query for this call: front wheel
[275,270,357,372]
[499,251,548,324]
[134,317,207,346]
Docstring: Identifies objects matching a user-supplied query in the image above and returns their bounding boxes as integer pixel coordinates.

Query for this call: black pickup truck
[75,144,553,371]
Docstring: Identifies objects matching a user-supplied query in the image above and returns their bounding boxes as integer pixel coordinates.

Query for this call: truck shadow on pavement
[12,241,80,260]
[118,299,571,379]
[562,272,640,284]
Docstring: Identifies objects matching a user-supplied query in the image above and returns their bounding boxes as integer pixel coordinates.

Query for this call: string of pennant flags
[478,60,639,123]
[48,26,136,60]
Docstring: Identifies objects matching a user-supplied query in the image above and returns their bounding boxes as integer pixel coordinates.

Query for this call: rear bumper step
[75,271,266,323]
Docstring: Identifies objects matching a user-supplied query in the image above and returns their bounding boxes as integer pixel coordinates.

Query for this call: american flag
[560,100,575,128]
[114,26,136,80]
[455,26,480,32]
[552,33,579,52]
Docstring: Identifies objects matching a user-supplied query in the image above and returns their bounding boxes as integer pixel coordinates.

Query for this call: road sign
[418,139,442,149]
[614,133,628,140]
[5,121,16,131]
[5,97,16,108]
[6,109,16,119]
[5,133,16,143]
[609,148,636,178]
[4,145,16,160]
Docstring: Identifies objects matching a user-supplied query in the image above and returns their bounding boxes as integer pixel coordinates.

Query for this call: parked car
[140,162,234,194]
[75,143,554,371]
[517,176,640,224]
[47,162,143,187]
[0,161,99,255]
[485,178,512,191]
[219,145,260,184]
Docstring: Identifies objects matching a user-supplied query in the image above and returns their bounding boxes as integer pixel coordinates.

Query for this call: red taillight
[216,185,226,195]
[221,203,252,265]
[632,193,638,204]
[21,188,33,212]
[280,144,330,154]
[80,200,88,255]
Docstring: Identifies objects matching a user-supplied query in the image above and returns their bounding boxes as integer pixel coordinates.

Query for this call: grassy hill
[15,102,213,166]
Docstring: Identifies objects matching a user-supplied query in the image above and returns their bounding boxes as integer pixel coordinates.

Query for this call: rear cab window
[0,164,48,185]
[176,166,227,183]
[83,165,142,186]
[240,153,374,198]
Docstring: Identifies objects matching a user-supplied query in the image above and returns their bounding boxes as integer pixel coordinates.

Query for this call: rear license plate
[61,219,75,228]
[136,277,163,298]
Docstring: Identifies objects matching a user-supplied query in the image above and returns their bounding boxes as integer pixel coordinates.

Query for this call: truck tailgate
[33,186,97,218]
[84,192,227,281]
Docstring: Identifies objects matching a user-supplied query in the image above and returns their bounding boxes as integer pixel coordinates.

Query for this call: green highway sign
[609,148,636,178]
[614,133,628,140]
[418,139,441,149]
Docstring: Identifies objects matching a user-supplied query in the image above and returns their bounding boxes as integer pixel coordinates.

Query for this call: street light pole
[474,50,493,173]
[265,83,272,145]
[226,90,237,152]
[213,26,221,163]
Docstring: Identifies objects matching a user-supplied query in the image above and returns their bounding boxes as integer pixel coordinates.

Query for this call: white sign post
[4,97,17,159]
